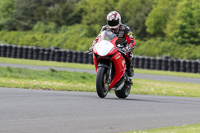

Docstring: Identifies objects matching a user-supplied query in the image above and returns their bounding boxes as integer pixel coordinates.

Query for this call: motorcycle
[92,30,132,98]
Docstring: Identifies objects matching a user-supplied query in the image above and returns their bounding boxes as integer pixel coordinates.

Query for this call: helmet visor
[108,19,119,26]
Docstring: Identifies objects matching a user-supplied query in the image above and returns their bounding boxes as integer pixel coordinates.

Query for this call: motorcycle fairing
[93,52,126,90]
[109,52,126,89]
[93,31,126,91]
[95,40,114,56]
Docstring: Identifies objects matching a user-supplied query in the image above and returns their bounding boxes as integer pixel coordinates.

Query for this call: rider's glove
[89,46,93,52]
[122,46,131,53]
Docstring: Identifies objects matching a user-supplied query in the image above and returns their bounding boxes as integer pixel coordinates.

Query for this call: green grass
[1,67,200,97]
[135,69,200,78]
[125,123,200,133]
[132,79,200,97]
[0,57,200,78]
[0,67,96,91]
[0,57,95,69]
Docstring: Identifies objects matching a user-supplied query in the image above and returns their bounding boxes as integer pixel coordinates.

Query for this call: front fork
[106,62,112,84]
[97,61,112,84]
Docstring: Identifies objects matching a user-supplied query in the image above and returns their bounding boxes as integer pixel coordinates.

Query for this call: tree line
[0,0,200,60]
[1,0,200,44]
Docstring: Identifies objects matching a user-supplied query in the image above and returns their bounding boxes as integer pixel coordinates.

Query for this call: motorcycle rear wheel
[96,67,109,98]
[115,83,131,98]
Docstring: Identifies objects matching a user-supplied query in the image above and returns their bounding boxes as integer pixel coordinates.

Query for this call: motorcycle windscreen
[95,40,114,56]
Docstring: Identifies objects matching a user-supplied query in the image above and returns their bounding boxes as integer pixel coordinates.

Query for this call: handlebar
[117,47,128,55]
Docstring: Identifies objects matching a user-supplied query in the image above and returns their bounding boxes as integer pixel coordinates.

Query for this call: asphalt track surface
[0,63,199,84]
[1,87,200,133]
[0,63,200,133]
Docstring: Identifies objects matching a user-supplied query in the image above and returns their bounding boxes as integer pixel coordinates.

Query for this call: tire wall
[0,44,199,73]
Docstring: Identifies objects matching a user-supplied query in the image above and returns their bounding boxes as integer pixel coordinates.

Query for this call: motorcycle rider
[89,11,136,83]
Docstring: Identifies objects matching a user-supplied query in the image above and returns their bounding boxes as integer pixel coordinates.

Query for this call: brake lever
[86,51,93,54]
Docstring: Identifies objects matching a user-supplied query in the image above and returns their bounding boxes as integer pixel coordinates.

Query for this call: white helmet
[106,11,121,29]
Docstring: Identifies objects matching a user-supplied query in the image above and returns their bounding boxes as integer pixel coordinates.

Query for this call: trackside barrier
[0,44,199,73]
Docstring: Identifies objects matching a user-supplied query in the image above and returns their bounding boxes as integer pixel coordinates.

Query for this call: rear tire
[115,83,131,98]
[96,67,109,98]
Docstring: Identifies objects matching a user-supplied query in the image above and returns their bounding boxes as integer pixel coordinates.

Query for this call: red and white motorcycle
[92,31,132,98]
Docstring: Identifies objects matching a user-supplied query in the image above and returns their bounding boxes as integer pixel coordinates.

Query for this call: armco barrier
[0,44,199,73]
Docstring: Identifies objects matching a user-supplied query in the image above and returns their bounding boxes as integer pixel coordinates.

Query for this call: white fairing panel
[95,40,114,56]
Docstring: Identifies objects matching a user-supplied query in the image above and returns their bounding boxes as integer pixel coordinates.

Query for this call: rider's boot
[127,58,134,85]
[128,64,134,77]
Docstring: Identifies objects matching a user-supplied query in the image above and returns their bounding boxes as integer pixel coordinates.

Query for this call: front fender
[98,63,110,68]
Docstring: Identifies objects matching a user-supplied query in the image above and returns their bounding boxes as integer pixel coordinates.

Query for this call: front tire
[96,67,109,98]
[115,83,131,98]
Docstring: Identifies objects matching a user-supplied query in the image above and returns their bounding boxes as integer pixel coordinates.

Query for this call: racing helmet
[107,11,121,29]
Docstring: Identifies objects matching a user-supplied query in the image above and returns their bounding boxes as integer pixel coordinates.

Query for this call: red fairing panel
[93,54,98,72]
[109,52,126,89]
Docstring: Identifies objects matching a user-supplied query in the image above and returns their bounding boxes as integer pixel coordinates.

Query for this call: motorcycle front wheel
[96,67,109,98]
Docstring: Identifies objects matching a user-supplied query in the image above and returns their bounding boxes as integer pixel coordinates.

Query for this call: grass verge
[1,67,199,98]
[125,123,200,133]
[0,57,200,78]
